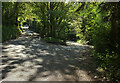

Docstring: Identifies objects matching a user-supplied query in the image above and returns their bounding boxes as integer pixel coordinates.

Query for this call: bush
[44,37,66,45]
[2,25,22,42]
[94,50,120,82]
[92,24,120,82]
[77,39,88,45]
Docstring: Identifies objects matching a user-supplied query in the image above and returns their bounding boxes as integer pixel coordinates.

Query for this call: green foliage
[29,2,70,41]
[77,39,87,45]
[2,25,22,42]
[94,50,120,82]
[2,2,32,42]
[75,2,120,82]
[44,37,66,45]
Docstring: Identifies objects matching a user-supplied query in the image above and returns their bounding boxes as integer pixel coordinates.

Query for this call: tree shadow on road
[2,36,103,81]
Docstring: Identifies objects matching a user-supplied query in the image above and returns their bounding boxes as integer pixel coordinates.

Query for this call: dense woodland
[2,2,120,82]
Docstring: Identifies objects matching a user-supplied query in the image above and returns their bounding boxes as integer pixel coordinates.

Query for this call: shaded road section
[1,30,104,81]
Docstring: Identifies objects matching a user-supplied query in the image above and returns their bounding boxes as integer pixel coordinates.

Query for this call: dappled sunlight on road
[1,30,103,81]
